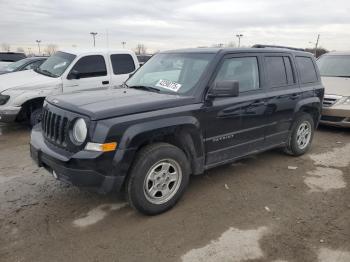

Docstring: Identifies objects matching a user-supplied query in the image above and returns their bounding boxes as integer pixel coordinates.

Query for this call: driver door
[204,54,268,167]
[62,55,111,93]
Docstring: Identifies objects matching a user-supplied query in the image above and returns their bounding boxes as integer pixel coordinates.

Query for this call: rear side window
[265,57,285,87]
[214,57,260,92]
[71,55,107,78]
[296,56,318,84]
[111,54,135,75]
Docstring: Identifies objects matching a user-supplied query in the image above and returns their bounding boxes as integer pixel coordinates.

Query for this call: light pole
[309,34,320,57]
[236,34,243,47]
[90,32,98,47]
[121,41,126,48]
[36,40,41,54]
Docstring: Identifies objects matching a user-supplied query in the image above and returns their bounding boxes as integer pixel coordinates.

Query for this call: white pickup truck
[0,49,139,125]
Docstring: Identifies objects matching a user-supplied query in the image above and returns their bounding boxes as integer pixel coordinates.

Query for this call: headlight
[72,118,87,144]
[0,94,10,105]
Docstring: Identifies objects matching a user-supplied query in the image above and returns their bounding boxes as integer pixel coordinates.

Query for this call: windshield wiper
[34,67,57,78]
[128,85,160,93]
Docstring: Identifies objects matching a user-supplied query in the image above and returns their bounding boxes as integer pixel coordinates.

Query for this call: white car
[0,49,139,126]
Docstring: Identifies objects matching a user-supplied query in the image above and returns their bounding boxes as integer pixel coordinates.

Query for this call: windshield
[126,53,214,94]
[317,55,350,77]
[4,58,29,72]
[36,51,76,77]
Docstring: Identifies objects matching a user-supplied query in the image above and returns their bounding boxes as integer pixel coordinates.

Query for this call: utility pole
[236,34,243,47]
[90,32,98,47]
[36,40,41,55]
[314,34,320,57]
[121,41,126,48]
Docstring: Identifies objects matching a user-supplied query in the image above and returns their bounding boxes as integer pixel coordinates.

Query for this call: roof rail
[252,44,305,51]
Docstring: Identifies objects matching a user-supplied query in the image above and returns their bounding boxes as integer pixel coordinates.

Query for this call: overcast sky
[1,0,349,53]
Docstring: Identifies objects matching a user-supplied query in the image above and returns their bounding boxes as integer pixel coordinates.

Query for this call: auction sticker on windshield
[156,79,182,92]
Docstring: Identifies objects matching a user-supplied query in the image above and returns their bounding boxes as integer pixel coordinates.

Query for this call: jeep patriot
[30,47,324,215]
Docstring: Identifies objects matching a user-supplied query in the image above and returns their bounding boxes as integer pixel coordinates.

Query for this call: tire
[284,113,315,156]
[30,108,43,127]
[126,143,190,215]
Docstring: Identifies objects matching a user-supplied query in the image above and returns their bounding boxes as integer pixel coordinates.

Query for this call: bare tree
[1,43,10,52]
[135,44,147,55]
[45,44,58,55]
[226,41,237,48]
[16,47,25,53]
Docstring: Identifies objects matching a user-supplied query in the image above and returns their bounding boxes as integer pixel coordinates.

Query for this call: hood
[46,88,195,120]
[0,69,60,93]
[321,76,350,96]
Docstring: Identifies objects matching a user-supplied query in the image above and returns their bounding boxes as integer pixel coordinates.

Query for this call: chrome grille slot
[323,95,341,107]
[42,108,69,147]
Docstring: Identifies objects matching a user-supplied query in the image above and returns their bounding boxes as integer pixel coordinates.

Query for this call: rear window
[0,53,26,62]
[111,54,135,75]
[296,56,318,84]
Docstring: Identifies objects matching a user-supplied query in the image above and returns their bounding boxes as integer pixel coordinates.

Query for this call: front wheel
[126,143,190,215]
[284,113,315,156]
[30,108,43,127]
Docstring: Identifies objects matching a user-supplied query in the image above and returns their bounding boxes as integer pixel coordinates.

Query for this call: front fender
[111,116,204,178]
[2,85,62,107]
[119,116,201,149]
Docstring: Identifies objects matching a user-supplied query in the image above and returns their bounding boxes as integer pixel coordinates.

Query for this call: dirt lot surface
[0,123,349,262]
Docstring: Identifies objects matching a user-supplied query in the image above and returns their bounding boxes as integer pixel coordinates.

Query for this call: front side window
[126,53,214,94]
[214,57,260,92]
[296,56,318,84]
[317,55,350,78]
[37,51,76,77]
[111,54,135,75]
[69,55,107,79]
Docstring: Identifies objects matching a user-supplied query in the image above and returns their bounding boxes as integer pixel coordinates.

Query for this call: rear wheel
[126,143,190,215]
[284,113,314,156]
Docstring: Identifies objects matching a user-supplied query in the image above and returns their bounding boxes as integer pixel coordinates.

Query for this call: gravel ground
[0,123,349,262]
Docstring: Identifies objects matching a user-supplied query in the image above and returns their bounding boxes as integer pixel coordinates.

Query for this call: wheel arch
[294,97,321,128]
[16,97,45,121]
[118,116,205,175]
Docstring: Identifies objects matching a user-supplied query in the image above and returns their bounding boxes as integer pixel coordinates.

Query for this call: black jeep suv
[30,47,324,215]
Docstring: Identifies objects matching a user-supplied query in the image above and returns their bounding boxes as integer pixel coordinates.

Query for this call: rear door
[204,54,269,167]
[109,54,137,87]
[263,53,301,145]
[62,54,111,92]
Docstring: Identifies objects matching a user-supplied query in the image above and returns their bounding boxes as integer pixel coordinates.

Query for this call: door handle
[291,94,301,99]
[102,81,109,85]
[251,101,266,106]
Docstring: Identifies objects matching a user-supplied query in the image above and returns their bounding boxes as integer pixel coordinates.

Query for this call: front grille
[321,115,346,122]
[323,95,341,107]
[41,108,70,146]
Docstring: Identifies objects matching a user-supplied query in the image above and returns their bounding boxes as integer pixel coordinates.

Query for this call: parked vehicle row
[0,52,26,68]
[30,46,324,215]
[0,49,139,126]
[0,56,47,75]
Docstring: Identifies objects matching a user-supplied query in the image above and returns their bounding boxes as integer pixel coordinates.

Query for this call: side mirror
[208,80,239,98]
[67,69,80,80]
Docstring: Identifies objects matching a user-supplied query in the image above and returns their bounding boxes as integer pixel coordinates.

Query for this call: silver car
[317,52,350,127]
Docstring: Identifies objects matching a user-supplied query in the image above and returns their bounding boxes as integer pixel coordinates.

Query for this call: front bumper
[320,106,350,128]
[0,106,21,123]
[30,126,126,193]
